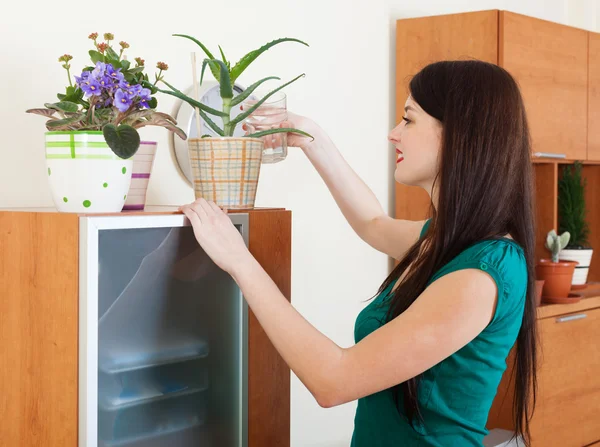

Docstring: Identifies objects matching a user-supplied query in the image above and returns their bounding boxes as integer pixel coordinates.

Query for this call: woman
[179,60,538,446]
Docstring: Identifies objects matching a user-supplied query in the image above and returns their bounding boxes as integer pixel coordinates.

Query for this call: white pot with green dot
[45,131,133,213]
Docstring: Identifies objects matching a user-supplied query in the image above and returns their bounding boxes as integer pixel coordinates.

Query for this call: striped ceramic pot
[559,248,594,285]
[187,137,264,208]
[123,141,157,211]
[45,131,133,213]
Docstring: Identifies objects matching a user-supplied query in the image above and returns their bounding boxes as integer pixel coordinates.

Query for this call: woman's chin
[394,168,411,185]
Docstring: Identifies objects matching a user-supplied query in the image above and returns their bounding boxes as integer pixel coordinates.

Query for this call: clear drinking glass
[241,91,288,164]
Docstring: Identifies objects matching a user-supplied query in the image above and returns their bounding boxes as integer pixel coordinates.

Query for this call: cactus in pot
[545,230,571,263]
[536,229,578,301]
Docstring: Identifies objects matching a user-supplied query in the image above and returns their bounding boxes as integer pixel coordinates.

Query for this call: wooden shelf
[532,158,600,165]
[0,205,286,216]
[537,282,600,319]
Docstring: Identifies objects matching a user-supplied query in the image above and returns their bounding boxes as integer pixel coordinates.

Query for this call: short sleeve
[420,219,431,239]
[427,239,527,328]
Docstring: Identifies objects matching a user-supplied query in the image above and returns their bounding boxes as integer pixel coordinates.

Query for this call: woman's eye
[402,116,411,124]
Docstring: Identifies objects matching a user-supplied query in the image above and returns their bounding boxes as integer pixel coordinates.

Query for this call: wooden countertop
[538,282,600,319]
[0,205,286,216]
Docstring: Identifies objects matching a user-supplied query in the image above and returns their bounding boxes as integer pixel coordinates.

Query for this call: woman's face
[388,96,442,193]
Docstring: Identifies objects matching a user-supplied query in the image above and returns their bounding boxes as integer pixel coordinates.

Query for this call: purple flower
[114,89,132,112]
[81,78,103,97]
[125,84,142,97]
[137,87,152,108]
[98,75,114,90]
[95,94,113,108]
[119,79,133,90]
[74,71,91,86]
[106,64,124,82]
[91,62,106,79]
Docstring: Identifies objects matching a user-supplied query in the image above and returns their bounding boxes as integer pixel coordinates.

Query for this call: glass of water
[241,91,288,164]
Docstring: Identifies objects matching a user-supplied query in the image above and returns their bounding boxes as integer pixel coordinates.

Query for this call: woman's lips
[396,149,403,163]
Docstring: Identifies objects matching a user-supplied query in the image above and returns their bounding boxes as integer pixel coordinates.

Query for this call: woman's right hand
[242,111,325,153]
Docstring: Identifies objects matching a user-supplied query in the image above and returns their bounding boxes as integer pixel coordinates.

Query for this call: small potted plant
[148,35,313,208]
[26,32,186,213]
[536,230,579,299]
[558,161,593,286]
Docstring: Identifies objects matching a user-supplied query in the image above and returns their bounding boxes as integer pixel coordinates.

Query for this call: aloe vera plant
[545,229,571,263]
[147,35,314,140]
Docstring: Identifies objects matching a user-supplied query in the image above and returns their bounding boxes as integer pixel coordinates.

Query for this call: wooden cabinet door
[395,10,499,222]
[500,11,588,161]
[529,308,600,446]
[589,32,600,161]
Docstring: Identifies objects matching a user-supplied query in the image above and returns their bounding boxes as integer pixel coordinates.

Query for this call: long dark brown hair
[379,60,538,444]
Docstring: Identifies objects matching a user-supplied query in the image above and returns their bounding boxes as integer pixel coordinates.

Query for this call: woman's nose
[388,127,401,144]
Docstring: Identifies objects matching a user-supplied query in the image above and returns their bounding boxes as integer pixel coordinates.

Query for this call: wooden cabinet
[487,294,600,446]
[529,306,600,446]
[500,11,588,161]
[395,10,591,168]
[0,207,291,447]
[589,32,600,161]
[395,10,499,222]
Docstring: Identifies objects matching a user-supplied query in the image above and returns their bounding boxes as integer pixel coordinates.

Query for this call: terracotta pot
[534,279,545,307]
[535,259,579,299]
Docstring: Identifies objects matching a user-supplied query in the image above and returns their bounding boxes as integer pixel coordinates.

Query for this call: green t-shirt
[351,219,527,446]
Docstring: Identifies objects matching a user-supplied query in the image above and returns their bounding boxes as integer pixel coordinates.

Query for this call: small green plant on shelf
[558,160,590,249]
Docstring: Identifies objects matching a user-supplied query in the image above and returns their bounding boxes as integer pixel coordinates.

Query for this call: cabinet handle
[532,152,567,159]
[556,313,587,323]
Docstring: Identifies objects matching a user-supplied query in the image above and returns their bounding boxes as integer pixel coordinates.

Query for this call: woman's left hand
[179,198,253,275]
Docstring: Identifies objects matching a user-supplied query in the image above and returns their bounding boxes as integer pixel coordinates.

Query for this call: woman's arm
[271,112,426,260]
[180,198,498,408]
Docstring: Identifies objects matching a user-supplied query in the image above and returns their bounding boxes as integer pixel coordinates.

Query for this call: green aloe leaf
[230,76,280,107]
[219,45,229,66]
[102,124,140,159]
[153,80,228,117]
[230,38,309,83]
[172,34,220,81]
[197,109,224,136]
[44,101,79,113]
[245,127,314,140]
[230,73,305,126]
[121,60,131,71]
[202,59,232,98]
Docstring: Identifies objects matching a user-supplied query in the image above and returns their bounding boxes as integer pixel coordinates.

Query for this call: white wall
[0,0,597,446]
